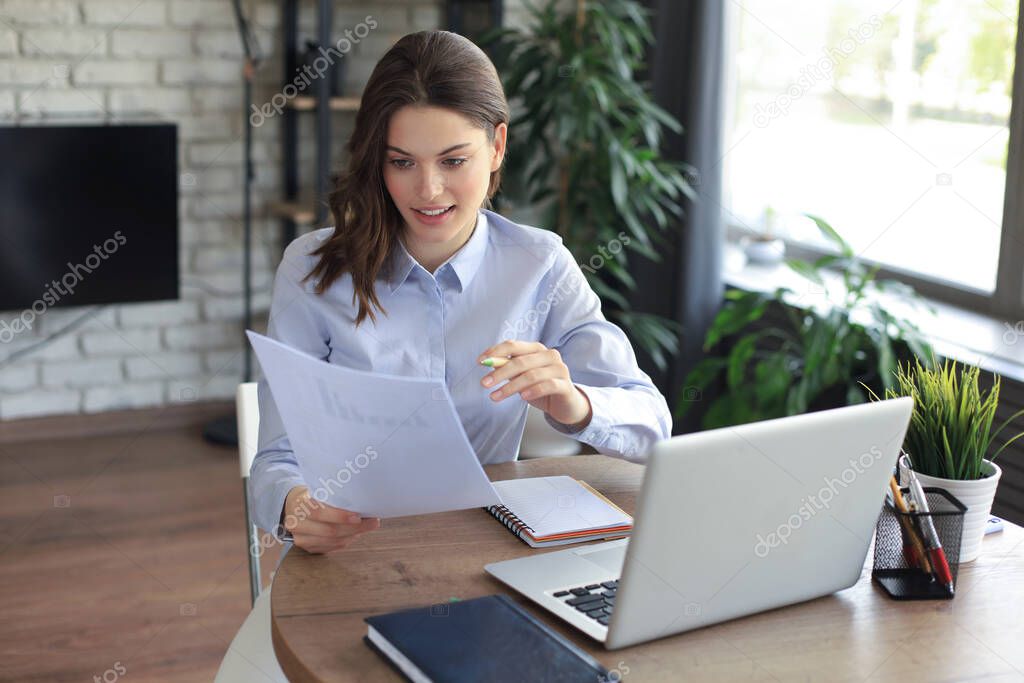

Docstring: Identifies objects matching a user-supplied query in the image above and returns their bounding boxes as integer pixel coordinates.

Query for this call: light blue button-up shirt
[250,208,672,536]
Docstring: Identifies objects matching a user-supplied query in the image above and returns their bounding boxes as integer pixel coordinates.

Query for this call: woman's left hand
[478,340,592,430]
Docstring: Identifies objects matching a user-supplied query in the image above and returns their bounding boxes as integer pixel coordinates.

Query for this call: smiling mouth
[414,205,455,216]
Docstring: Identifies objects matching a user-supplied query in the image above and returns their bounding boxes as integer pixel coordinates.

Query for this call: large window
[724,0,1023,312]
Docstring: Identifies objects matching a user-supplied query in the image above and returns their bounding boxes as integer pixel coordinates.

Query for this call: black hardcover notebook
[364,594,610,682]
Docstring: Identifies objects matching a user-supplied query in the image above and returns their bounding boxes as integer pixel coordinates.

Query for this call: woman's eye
[389,159,413,169]
[443,158,467,168]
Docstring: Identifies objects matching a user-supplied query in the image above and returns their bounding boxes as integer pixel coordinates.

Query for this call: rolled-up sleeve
[248,247,330,538]
[538,244,672,463]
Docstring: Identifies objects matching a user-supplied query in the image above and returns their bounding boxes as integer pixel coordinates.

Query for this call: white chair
[214,383,287,683]
[518,404,583,458]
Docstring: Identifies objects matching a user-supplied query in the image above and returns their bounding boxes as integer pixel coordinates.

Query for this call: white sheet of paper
[247,331,502,518]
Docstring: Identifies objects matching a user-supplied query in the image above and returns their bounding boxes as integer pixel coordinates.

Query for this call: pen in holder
[872,486,966,600]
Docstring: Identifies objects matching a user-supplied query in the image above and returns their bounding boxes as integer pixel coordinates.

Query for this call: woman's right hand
[281,485,381,554]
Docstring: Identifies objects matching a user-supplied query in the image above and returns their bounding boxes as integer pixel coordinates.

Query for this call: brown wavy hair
[302,30,510,327]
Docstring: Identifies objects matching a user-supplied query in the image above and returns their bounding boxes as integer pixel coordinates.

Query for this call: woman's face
[383,104,506,252]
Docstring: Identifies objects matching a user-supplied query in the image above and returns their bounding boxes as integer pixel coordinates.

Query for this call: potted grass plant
[873,357,1024,562]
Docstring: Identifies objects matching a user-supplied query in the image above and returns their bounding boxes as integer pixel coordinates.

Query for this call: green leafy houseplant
[482,0,694,370]
[873,357,1024,481]
[677,215,933,429]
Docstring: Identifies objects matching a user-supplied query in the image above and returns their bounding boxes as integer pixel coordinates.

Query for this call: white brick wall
[0,364,38,393]
[167,373,241,404]
[168,1,237,28]
[0,389,81,420]
[119,300,200,328]
[1,1,78,26]
[82,2,167,27]
[176,114,234,141]
[30,335,82,363]
[83,381,164,413]
[0,59,69,85]
[0,0,530,421]
[75,61,158,86]
[41,357,122,388]
[125,351,203,381]
[21,27,107,57]
[108,87,192,114]
[18,87,106,115]
[0,32,15,57]
[109,29,182,58]
[80,329,162,356]
[36,306,117,336]
[161,59,239,86]
[163,321,241,352]
[202,292,271,322]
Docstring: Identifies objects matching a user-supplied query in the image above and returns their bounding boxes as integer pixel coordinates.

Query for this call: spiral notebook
[486,476,633,548]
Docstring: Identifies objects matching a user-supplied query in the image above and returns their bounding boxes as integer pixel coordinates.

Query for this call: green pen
[479,356,510,368]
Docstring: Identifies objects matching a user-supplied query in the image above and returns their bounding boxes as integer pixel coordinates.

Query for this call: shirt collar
[388,210,489,294]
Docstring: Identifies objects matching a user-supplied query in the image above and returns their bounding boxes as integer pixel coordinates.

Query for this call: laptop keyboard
[552,579,618,626]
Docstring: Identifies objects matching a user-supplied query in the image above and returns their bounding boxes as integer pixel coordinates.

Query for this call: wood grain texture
[272,454,1024,683]
[0,399,232,445]
[0,422,282,682]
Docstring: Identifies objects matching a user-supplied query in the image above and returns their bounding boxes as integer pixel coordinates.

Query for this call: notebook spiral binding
[488,504,536,539]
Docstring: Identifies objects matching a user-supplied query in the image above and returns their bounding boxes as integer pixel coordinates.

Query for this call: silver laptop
[485,397,913,649]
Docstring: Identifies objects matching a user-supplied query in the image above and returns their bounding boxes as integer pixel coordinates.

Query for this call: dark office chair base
[203,414,239,446]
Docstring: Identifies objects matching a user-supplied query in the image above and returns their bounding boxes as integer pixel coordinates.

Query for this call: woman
[251,30,671,554]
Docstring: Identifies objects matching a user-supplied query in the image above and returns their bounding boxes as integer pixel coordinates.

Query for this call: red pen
[889,477,930,572]
[906,471,954,595]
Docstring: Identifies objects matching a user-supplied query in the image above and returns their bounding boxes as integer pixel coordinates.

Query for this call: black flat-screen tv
[0,123,178,311]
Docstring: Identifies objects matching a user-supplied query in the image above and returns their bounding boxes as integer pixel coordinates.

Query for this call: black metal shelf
[278,0,338,245]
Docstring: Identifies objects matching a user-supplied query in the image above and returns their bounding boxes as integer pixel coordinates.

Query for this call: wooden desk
[271,455,1024,682]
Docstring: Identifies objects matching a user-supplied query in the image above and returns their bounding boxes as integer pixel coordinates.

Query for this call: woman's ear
[490,122,508,172]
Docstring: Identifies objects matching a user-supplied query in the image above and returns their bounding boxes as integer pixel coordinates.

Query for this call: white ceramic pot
[898,454,1002,563]
[743,237,786,265]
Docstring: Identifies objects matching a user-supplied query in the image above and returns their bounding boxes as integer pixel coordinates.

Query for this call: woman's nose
[417,169,444,199]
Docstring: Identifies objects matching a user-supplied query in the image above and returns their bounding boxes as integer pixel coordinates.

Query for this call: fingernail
[348,514,361,524]
[482,377,493,386]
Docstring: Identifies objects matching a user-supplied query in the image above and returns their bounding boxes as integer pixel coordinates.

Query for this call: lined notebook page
[492,476,632,538]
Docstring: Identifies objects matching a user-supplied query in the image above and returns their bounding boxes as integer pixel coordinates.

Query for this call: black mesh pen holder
[872,487,966,600]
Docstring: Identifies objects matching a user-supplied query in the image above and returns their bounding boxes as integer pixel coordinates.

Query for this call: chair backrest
[237,382,260,478]
[518,404,582,459]
[236,382,262,605]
